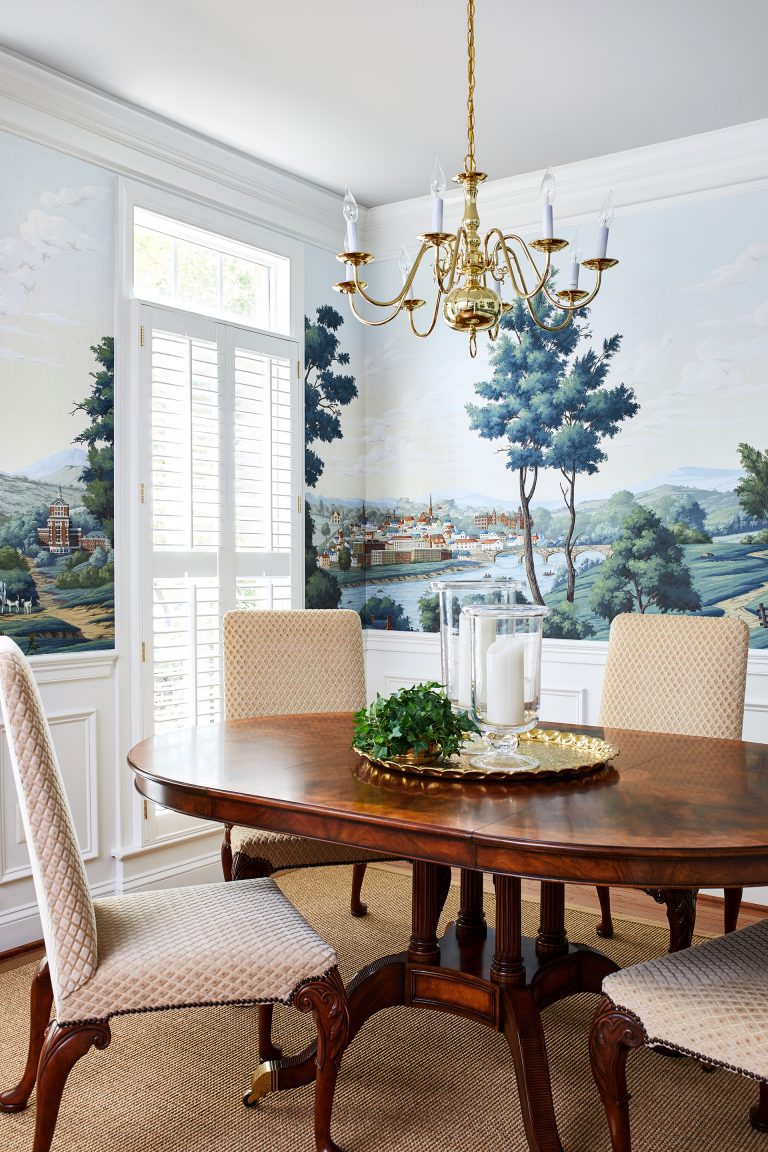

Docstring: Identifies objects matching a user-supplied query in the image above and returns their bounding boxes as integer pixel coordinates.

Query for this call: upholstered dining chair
[595,612,749,951]
[221,608,398,903]
[0,637,348,1152]
[590,917,768,1151]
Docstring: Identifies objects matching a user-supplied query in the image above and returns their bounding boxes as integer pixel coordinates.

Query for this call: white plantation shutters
[141,304,299,735]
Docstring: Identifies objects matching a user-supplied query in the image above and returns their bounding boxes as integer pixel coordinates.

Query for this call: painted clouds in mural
[308,187,768,647]
[0,131,114,653]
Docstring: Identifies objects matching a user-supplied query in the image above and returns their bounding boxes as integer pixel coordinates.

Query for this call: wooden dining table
[127,714,768,1152]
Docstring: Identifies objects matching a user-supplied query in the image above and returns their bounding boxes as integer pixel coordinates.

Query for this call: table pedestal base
[246,867,617,1152]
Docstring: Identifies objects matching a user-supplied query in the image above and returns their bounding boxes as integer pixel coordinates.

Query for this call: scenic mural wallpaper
[0,131,115,654]
[305,186,768,649]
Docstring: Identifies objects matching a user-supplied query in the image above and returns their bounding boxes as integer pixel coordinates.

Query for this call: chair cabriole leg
[0,957,54,1113]
[257,1004,282,1062]
[294,966,349,1152]
[589,995,645,1152]
[31,1019,111,1152]
[724,886,743,934]
[350,862,368,917]
[596,885,614,939]
[221,825,234,882]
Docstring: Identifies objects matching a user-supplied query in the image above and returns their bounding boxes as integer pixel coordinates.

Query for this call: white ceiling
[2,0,767,208]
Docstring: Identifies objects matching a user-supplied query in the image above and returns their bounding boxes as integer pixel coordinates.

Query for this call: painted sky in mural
[307,186,768,647]
[0,130,115,653]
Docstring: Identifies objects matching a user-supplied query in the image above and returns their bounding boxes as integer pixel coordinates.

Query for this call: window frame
[117,180,305,851]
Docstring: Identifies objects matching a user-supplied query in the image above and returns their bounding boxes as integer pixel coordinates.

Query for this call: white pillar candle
[486,635,525,726]
[457,613,472,708]
[471,615,498,709]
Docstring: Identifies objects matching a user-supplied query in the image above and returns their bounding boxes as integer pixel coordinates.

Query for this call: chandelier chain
[465,0,475,174]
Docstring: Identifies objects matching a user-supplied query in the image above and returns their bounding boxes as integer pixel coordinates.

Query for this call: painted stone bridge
[493,543,613,563]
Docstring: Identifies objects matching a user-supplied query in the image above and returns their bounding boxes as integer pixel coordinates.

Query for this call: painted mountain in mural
[14,448,88,487]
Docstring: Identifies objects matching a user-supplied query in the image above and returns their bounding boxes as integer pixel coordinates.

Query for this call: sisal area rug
[0,865,763,1152]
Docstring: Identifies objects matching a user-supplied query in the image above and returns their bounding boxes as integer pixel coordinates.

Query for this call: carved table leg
[536,882,568,962]
[457,868,487,940]
[409,860,446,965]
[589,995,645,1152]
[0,957,53,1112]
[492,875,525,986]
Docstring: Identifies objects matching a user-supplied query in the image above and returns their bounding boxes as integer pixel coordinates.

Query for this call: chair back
[0,638,98,1006]
[223,609,366,719]
[599,613,749,738]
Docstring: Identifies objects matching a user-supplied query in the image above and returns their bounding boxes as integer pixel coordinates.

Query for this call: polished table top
[128,714,768,890]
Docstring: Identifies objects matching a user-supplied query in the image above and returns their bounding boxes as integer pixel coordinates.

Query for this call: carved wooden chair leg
[221,824,234,882]
[350,862,368,917]
[257,1004,283,1063]
[31,1020,111,1152]
[750,1082,768,1132]
[0,958,53,1113]
[295,967,349,1152]
[589,995,645,1152]
[724,887,743,934]
[596,885,614,939]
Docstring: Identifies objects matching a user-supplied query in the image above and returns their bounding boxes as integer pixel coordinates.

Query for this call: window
[134,210,301,747]
[134,208,290,334]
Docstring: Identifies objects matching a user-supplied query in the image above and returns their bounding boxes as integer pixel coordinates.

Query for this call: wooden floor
[2,864,765,975]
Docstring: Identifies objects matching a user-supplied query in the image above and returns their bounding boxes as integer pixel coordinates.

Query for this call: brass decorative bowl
[353,728,619,783]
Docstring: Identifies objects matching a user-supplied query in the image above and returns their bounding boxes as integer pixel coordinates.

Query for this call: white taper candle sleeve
[597,225,609,259]
[432,197,444,232]
[345,221,359,252]
[542,204,553,240]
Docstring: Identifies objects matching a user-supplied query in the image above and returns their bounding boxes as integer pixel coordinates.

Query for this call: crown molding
[0,47,355,250]
[364,119,768,260]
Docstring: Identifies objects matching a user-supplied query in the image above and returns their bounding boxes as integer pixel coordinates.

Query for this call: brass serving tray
[353,728,619,782]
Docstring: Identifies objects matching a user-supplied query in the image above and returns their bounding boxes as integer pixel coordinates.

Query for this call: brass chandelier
[333,0,618,357]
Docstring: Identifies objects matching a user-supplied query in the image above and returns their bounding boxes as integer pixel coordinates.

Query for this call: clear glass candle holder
[429,578,523,712]
[463,603,549,770]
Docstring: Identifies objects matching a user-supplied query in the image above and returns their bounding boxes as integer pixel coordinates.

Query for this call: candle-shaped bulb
[430,157,446,232]
[398,246,412,294]
[540,165,556,239]
[430,156,446,199]
[343,186,359,252]
[569,230,582,290]
[597,190,614,259]
[599,191,615,229]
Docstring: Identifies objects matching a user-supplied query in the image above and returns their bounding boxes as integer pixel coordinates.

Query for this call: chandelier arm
[408,289,443,339]
[351,242,432,309]
[525,296,574,332]
[348,293,407,328]
[499,235,552,299]
[435,231,464,295]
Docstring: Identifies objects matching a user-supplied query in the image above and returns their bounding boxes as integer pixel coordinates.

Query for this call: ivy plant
[352,681,478,761]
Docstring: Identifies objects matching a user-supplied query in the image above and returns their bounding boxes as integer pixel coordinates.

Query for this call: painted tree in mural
[548,337,638,600]
[304,504,342,609]
[73,337,114,544]
[467,292,633,606]
[304,305,357,488]
[467,293,581,603]
[589,506,702,621]
[736,443,768,540]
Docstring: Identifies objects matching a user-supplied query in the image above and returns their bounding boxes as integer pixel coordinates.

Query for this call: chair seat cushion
[231,825,395,870]
[56,877,336,1025]
[603,918,768,1080]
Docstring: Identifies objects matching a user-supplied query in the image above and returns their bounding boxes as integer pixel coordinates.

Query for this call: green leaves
[352,681,478,761]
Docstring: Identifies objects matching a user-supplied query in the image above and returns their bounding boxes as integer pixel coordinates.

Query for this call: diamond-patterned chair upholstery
[594,613,749,950]
[590,919,768,1149]
[222,608,396,879]
[0,637,347,1152]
